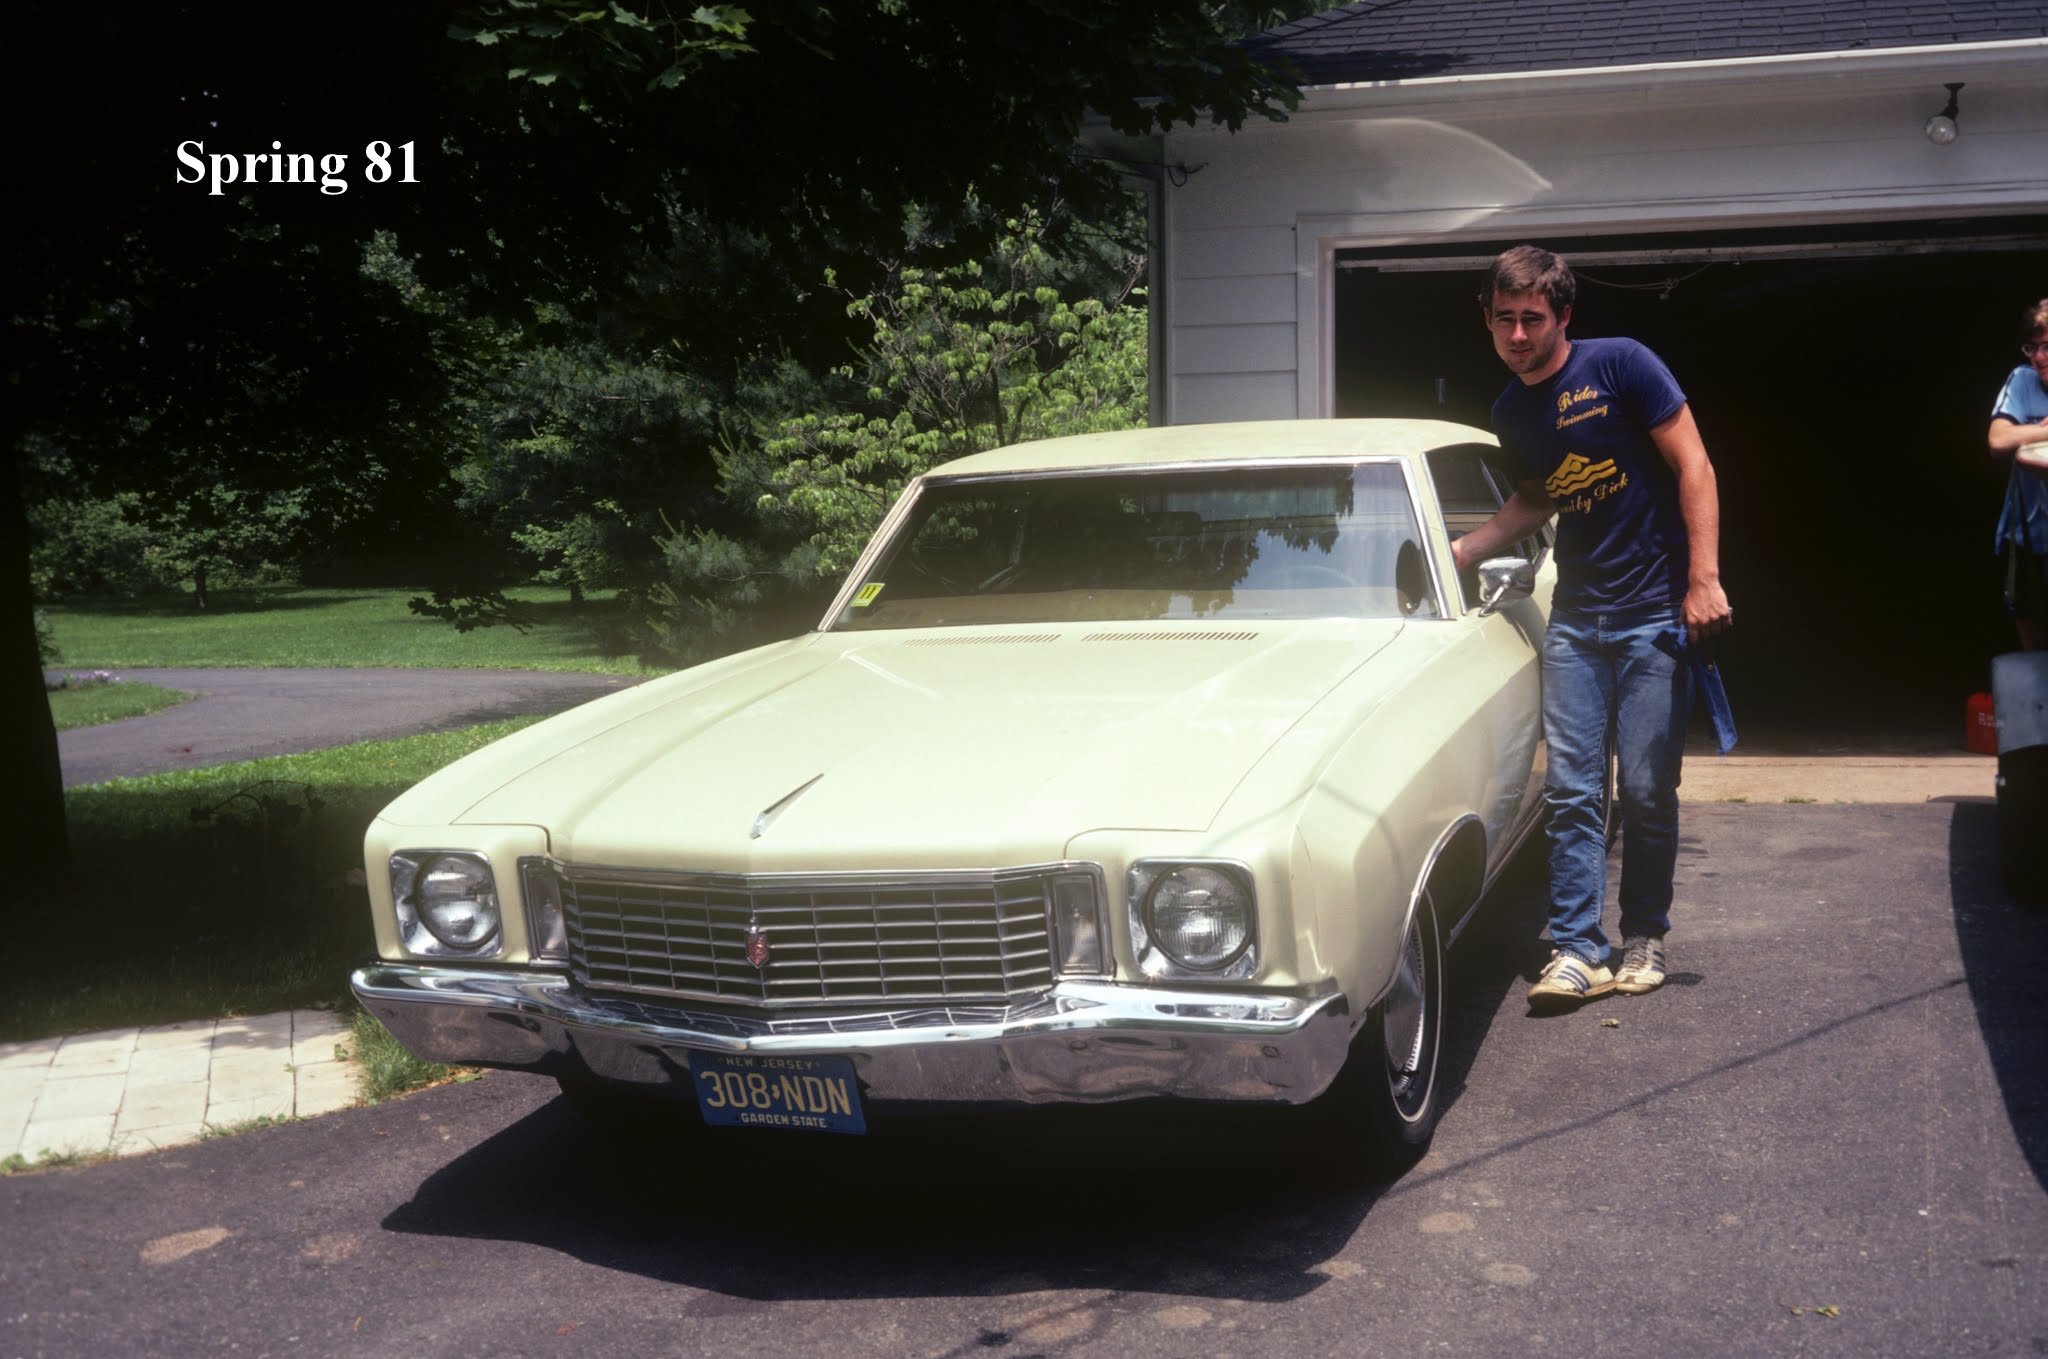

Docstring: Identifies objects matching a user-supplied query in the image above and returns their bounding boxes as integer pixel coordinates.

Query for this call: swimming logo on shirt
[1545,452,1618,498]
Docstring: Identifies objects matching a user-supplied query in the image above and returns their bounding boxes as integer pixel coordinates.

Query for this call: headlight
[1128,861,1257,978]
[419,857,498,948]
[391,851,502,956]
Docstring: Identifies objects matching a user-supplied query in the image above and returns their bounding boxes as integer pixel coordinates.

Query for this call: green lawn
[21,584,664,1041]
[43,585,655,673]
[47,679,193,730]
[8,718,542,1042]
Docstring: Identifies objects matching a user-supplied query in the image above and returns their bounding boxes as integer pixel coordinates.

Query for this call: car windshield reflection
[833,462,1434,629]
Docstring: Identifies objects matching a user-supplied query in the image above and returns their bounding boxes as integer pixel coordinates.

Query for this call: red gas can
[1966,691,1998,755]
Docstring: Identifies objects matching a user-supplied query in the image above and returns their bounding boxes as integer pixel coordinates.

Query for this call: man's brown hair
[2023,298,2048,339]
[1483,245,1576,316]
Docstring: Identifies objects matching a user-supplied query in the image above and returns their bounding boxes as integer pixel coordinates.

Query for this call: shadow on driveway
[1946,800,2048,1193]
[373,847,1554,1302]
[380,1094,1392,1306]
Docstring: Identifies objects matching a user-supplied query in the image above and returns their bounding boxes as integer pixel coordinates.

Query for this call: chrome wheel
[1381,915,1430,1117]
[1323,883,1446,1172]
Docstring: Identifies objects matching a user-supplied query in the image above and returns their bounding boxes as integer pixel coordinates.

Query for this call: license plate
[690,1052,867,1135]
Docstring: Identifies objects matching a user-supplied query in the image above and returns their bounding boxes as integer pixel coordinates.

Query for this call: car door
[1425,443,1552,863]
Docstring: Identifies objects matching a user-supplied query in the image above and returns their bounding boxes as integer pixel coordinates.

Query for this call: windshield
[831,461,1436,630]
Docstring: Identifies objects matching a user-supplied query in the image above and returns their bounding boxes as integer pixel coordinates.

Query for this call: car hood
[450,624,1407,870]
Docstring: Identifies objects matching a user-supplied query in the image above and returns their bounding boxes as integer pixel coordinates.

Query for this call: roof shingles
[1245,0,2047,82]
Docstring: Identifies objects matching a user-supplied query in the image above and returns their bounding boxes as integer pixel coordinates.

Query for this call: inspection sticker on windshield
[691,1052,867,1134]
[852,583,884,607]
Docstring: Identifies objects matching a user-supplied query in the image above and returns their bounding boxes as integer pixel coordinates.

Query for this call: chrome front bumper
[350,963,1354,1106]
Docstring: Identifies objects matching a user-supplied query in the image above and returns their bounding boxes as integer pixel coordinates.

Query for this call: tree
[8,0,1306,878]
[11,4,477,879]
[18,229,477,606]
[648,209,1150,661]
[438,1,1304,306]
[445,337,724,603]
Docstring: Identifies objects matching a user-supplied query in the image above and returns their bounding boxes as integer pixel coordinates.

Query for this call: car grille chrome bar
[556,867,1064,1007]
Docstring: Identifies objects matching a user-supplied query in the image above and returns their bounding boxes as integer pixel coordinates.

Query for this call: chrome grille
[559,868,1062,1007]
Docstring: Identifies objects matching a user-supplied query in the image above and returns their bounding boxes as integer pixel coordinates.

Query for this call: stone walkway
[1,1011,359,1166]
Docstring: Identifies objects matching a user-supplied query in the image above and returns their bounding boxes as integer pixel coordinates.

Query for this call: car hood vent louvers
[901,633,1063,646]
[1081,630,1260,644]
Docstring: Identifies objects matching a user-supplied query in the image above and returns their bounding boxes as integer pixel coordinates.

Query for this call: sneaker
[1614,934,1668,994]
[1528,951,1615,1008]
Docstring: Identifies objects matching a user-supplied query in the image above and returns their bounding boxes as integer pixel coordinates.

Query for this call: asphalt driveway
[2,798,2040,1356]
[53,667,647,786]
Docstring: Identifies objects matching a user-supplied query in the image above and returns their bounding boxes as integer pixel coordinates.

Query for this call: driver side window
[1427,443,1548,611]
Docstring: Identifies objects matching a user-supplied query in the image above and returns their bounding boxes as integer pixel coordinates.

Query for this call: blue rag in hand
[1689,649,1738,755]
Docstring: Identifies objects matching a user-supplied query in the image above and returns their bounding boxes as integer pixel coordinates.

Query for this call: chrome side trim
[1362,813,1481,1013]
[351,964,1354,1107]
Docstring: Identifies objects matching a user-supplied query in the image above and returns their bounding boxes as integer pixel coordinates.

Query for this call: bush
[34,608,57,665]
[27,486,168,600]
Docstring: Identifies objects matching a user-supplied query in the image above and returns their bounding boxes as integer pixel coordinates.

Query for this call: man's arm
[1650,403,1733,642]
[1988,416,2048,470]
[1450,485,1553,573]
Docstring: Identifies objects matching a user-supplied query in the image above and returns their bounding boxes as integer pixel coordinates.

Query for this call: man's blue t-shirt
[1991,364,2048,556]
[1492,337,1689,613]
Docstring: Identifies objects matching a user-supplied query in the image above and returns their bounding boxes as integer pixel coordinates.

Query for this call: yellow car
[352,419,1553,1162]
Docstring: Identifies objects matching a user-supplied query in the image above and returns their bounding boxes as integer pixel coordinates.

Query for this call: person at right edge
[1988,298,2048,652]
[1451,246,1734,1010]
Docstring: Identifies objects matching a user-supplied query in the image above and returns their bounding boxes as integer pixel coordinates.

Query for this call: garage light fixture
[1924,82,1964,145]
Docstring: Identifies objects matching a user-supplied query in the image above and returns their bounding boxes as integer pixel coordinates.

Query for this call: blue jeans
[1541,606,1689,965]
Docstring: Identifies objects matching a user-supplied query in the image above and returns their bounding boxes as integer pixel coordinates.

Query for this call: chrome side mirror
[1477,556,1535,616]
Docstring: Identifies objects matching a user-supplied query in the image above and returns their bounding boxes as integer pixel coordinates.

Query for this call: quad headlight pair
[389,851,567,962]
[1027,862,1257,981]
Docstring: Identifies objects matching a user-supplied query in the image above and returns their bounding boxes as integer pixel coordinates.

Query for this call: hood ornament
[751,773,825,840]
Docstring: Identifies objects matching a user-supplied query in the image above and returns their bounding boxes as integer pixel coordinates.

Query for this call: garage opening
[1334,221,2048,753]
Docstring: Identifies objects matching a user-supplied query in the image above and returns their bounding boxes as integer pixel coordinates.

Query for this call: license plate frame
[689,1051,867,1135]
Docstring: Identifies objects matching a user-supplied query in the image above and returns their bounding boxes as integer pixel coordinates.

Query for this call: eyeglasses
[2025,341,2048,358]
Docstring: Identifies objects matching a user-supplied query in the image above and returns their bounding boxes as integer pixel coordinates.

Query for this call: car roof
[923,419,1497,479]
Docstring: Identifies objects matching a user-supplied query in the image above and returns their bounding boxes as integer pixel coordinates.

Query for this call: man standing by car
[1450,245,1733,1008]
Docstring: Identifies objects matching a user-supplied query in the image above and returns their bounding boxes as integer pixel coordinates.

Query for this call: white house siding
[1165,223,1300,423]
[1151,42,2048,424]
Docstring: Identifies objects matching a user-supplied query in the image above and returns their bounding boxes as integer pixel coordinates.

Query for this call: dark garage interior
[1334,221,2048,754]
